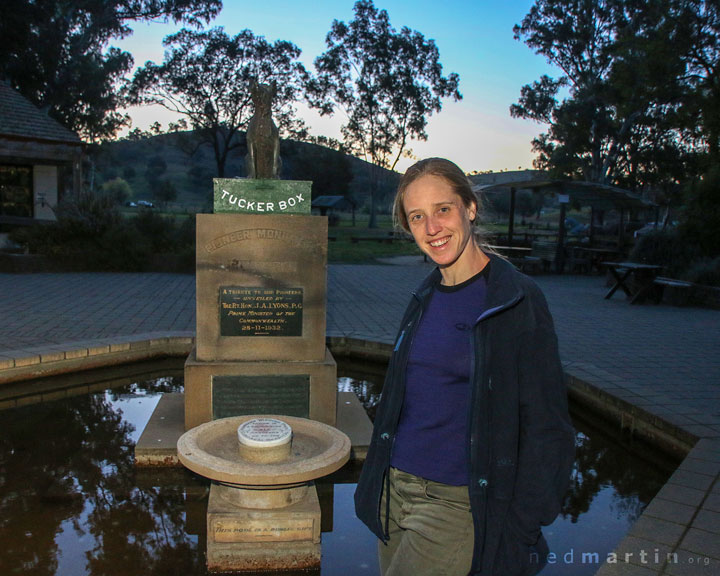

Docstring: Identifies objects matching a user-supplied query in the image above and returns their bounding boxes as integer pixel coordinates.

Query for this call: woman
[354,158,575,576]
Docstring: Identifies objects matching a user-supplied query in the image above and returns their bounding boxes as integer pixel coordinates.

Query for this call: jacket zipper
[379,292,424,541]
[467,293,522,572]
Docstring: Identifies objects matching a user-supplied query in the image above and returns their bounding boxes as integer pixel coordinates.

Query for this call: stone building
[0,80,83,225]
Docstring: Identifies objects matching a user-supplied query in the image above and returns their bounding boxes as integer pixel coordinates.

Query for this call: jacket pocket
[493,522,548,576]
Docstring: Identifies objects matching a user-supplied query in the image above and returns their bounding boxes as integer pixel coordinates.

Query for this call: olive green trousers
[378,467,475,576]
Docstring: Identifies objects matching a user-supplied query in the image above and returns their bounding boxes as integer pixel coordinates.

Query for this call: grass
[327,216,422,263]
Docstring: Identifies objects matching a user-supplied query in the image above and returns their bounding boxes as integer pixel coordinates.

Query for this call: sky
[115,0,562,174]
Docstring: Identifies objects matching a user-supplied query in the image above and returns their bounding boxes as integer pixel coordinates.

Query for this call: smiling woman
[400,170,486,285]
[354,157,576,576]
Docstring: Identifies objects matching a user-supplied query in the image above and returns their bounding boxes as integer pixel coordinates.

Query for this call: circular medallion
[237,418,292,448]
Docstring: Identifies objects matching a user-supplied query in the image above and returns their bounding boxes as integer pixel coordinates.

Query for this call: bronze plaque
[219,286,303,337]
[212,375,310,419]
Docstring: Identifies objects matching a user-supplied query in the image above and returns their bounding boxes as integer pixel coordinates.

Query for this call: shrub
[680,166,720,259]
[681,257,720,287]
[101,177,133,205]
[9,192,195,272]
[628,229,702,277]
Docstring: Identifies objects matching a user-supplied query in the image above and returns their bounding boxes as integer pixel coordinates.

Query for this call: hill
[93,131,400,213]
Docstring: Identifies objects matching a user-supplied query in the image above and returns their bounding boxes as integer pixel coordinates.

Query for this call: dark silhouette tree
[671,0,720,165]
[511,0,691,190]
[0,0,221,141]
[307,0,461,227]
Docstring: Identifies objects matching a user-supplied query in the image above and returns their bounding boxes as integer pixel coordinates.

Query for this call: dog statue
[246,80,281,179]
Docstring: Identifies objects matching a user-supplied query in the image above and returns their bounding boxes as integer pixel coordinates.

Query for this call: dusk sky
[116,0,562,174]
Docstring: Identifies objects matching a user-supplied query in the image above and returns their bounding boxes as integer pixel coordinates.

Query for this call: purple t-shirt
[391,266,489,485]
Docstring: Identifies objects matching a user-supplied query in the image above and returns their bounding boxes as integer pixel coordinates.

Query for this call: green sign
[213,178,311,214]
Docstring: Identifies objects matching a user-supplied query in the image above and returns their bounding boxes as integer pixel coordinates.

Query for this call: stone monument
[181,83,344,572]
[184,81,338,431]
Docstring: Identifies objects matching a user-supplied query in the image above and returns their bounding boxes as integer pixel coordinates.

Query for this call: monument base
[184,347,337,430]
[207,482,321,573]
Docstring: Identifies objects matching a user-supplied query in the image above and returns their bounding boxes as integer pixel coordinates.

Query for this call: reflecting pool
[0,360,680,575]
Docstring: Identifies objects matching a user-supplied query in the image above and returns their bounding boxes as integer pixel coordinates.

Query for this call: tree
[101,177,133,205]
[130,27,309,178]
[307,0,461,227]
[145,155,168,188]
[511,0,691,190]
[0,0,221,141]
[154,178,178,208]
[671,0,720,165]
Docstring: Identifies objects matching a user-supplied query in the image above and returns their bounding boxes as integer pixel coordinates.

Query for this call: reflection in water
[0,364,679,576]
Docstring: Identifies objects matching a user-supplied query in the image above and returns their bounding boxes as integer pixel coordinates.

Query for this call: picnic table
[569,246,620,274]
[603,262,664,304]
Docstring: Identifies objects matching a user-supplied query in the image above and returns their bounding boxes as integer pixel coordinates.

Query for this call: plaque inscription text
[220,286,303,337]
[213,518,315,543]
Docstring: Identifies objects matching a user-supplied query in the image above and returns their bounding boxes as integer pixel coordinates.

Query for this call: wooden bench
[518,241,558,274]
[652,276,694,305]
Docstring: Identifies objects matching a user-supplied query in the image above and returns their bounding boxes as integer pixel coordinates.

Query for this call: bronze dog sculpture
[246,81,281,179]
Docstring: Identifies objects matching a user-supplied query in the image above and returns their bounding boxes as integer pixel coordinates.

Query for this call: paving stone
[39,350,65,363]
[64,347,88,360]
[682,425,718,439]
[692,440,720,457]
[666,470,716,492]
[13,353,41,367]
[86,344,110,356]
[109,342,131,352]
[664,550,718,576]
[643,498,697,524]
[679,528,720,560]
[654,483,706,508]
[704,493,720,513]
[594,561,661,575]
[627,515,686,546]
[691,509,720,535]
[612,535,676,570]
[678,458,720,477]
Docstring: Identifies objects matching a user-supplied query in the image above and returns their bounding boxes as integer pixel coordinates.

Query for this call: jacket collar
[411,252,525,321]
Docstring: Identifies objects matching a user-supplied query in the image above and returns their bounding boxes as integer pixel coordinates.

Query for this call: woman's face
[403,174,477,270]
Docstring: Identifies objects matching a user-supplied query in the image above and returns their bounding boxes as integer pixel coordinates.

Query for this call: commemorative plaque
[212,375,310,419]
[219,286,303,337]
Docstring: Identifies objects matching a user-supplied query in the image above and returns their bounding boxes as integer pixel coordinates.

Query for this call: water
[0,361,680,576]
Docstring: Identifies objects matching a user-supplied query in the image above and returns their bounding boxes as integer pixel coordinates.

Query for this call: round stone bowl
[177,415,351,488]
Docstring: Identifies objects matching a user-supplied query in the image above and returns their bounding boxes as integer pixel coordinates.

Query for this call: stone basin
[177,415,351,487]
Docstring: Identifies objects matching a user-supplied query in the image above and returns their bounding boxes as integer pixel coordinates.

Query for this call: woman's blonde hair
[392,158,488,245]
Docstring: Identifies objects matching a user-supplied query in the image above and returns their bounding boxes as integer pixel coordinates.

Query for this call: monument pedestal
[207,483,321,572]
[177,415,350,574]
[184,347,338,430]
[195,213,327,363]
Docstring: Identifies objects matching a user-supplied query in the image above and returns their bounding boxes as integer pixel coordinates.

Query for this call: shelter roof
[312,195,349,208]
[476,179,655,211]
[0,81,82,145]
